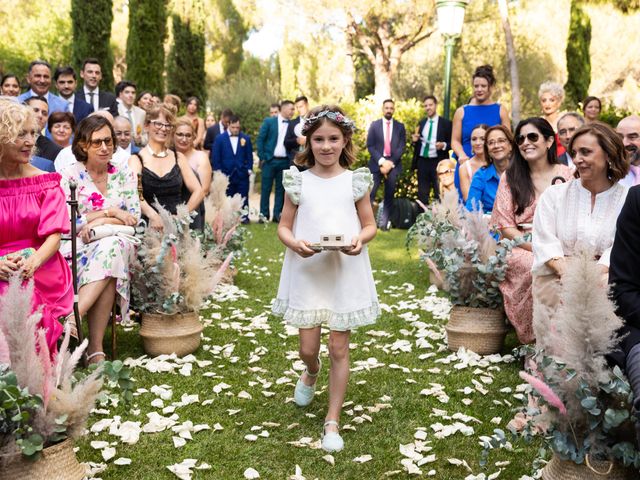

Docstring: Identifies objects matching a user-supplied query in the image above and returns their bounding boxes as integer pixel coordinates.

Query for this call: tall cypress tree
[564,1,591,107]
[71,0,114,90]
[166,0,206,103]
[126,0,168,95]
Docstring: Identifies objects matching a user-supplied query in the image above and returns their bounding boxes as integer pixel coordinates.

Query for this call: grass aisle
[77,224,540,479]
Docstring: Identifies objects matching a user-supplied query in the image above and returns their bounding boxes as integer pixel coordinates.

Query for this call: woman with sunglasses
[128,105,204,230]
[173,118,211,231]
[490,118,572,345]
[59,115,141,363]
[465,125,514,213]
[532,122,629,322]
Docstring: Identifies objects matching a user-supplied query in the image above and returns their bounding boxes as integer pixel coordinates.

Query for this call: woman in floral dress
[59,116,140,363]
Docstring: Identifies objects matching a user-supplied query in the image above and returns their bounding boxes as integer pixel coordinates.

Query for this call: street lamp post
[436,0,469,120]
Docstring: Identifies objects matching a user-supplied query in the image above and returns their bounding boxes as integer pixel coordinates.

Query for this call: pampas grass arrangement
[0,276,102,458]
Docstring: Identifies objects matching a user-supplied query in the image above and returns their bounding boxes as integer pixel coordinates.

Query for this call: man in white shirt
[617,115,640,188]
[116,80,146,147]
[54,66,94,124]
[557,112,585,169]
[113,116,140,156]
[78,58,119,117]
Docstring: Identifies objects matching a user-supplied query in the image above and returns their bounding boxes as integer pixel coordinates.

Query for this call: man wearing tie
[411,95,453,205]
[212,115,253,223]
[116,80,146,146]
[367,99,406,230]
[203,108,233,152]
[78,58,119,117]
[54,66,94,124]
[257,100,295,222]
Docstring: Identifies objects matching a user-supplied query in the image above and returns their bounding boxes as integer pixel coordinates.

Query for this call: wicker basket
[140,310,204,357]
[0,438,86,479]
[542,454,636,479]
[445,306,507,355]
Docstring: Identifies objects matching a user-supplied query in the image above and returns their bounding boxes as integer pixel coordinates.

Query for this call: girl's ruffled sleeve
[352,167,373,201]
[283,166,302,205]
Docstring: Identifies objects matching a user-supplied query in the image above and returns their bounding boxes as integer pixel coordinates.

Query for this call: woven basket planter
[0,438,85,480]
[542,454,636,479]
[140,311,204,357]
[445,306,507,355]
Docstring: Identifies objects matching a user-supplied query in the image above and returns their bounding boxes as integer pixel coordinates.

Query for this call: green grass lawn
[76,224,541,479]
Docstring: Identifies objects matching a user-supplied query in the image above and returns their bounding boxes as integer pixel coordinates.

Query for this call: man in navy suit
[78,58,119,117]
[411,95,453,205]
[284,95,310,164]
[54,66,94,124]
[367,99,406,230]
[18,60,69,114]
[212,115,253,222]
[257,100,295,222]
[203,108,233,153]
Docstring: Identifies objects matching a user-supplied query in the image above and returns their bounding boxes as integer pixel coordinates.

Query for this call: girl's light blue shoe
[293,358,321,407]
[321,420,344,452]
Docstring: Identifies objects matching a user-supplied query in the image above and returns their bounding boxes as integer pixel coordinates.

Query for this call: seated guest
[616,115,640,188]
[128,105,204,230]
[459,124,488,202]
[1,74,20,97]
[53,65,94,124]
[212,114,253,222]
[556,112,585,168]
[532,122,629,321]
[24,96,62,162]
[59,115,141,364]
[465,125,513,213]
[173,118,211,231]
[436,159,457,200]
[113,116,140,155]
[135,91,155,113]
[490,117,573,344]
[17,60,69,114]
[0,99,72,355]
[583,96,602,123]
[48,111,75,148]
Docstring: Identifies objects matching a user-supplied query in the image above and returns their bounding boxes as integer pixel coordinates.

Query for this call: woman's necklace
[147,144,168,158]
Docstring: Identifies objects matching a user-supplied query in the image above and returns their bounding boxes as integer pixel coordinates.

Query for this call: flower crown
[301,110,356,136]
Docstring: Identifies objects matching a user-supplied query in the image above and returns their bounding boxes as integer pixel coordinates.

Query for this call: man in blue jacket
[18,60,69,114]
[212,115,253,223]
[256,100,294,222]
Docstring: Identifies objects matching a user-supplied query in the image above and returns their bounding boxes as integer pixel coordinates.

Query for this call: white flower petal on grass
[400,458,422,475]
[101,446,116,461]
[90,440,109,450]
[245,434,258,441]
[179,363,193,376]
[244,467,260,479]
[322,454,335,465]
[173,436,187,448]
[353,454,373,463]
[114,457,132,466]
[114,421,142,444]
[288,464,307,480]
[238,390,252,400]
[151,398,164,408]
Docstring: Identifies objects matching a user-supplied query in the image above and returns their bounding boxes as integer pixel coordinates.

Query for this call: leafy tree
[126,0,168,95]
[71,0,114,89]
[206,0,248,77]
[167,0,207,102]
[498,0,520,124]
[564,1,592,107]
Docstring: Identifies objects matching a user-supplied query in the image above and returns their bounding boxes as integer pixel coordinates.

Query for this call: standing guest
[203,108,233,152]
[465,125,514,213]
[24,96,61,165]
[0,99,72,354]
[411,95,452,205]
[59,115,140,364]
[270,103,280,117]
[128,105,204,230]
[17,60,69,114]
[451,65,510,198]
[48,111,75,149]
[273,105,378,453]
[163,94,181,114]
[285,95,311,163]
[556,112,585,168]
[367,99,406,230]
[1,74,21,97]
[212,115,252,222]
[135,91,155,112]
[180,97,205,149]
[583,96,602,123]
[205,112,216,129]
[538,81,566,156]
[78,58,119,117]
[532,122,629,320]
[257,100,295,222]
[459,124,488,202]
[173,118,211,231]
[490,118,572,344]
[616,115,640,188]
[116,80,146,146]
[113,116,140,156]
[54,66,93,124]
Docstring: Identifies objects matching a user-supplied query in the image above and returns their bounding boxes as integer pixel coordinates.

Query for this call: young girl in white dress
[272,105,379,452]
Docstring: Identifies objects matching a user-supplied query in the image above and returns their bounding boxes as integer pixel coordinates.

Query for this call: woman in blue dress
[451,65,511,198]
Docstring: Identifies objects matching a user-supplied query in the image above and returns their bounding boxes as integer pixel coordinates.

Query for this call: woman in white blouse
[532,122,630,319]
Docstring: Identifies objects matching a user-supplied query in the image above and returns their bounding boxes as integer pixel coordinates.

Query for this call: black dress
[136,151,184,216]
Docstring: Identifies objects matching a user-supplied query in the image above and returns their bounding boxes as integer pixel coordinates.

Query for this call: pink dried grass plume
[519,370,567,416]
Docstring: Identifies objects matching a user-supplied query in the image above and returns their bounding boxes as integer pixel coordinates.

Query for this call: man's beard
[383,113,393,120]
[630,147,640,166]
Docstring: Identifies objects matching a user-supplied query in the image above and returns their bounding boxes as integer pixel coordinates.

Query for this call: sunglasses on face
[88,137,114,149]
[515,132,541,146]
[437,169,453,175]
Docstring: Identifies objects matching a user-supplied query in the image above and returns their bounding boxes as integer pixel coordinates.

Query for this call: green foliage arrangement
[407,191,520,309]
[596,102,634,128]
[167,0,206,103]
[482,252,640,472]
[71,0,115,90]
[126,0,168,95]
[564,1,592,108]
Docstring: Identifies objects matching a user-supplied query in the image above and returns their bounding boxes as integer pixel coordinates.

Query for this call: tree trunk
[373,59,392,104]
[343,30,356,102]
[498,0,520,126]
